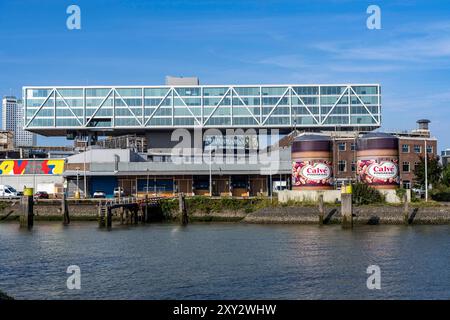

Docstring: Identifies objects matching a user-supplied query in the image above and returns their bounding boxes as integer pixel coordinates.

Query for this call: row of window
[28,86,379,98]
[401,161,420,173]
[336,142,433,153]
[402,144,433,154]
[337,160,352,173]
[26,96,379,108]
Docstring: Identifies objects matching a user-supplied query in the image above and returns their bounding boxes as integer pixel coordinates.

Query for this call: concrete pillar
[318,194,324,225]
[20,191,34,229]
[403,193,409,224]
[341,193,353,228]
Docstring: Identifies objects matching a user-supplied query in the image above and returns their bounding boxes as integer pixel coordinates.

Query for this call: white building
[2,96,36,147]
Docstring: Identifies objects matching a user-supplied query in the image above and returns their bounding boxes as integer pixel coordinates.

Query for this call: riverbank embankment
[1,198,450,225]
[244,204,450,224]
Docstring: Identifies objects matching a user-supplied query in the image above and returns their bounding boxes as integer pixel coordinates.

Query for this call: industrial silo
[356,133,400,189]
[291,134,333,190]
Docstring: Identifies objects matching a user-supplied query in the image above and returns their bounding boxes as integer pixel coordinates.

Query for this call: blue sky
[0,0,449,150]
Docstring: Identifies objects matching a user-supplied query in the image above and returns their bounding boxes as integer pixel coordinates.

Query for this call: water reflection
[0,222,449,300]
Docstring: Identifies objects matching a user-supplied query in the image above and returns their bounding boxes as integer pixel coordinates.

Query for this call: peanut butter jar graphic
[356,133,400,189]
[291,134,333,190]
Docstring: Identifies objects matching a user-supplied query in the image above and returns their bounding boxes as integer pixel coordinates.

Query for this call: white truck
[0,185,20,199]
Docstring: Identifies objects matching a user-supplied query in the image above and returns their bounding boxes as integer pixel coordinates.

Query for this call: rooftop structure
[22,84,381,138]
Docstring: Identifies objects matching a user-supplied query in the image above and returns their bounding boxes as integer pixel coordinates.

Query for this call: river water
[0,222,449,300]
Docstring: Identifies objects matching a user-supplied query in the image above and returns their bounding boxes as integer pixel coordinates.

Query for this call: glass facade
[23,84,381,133]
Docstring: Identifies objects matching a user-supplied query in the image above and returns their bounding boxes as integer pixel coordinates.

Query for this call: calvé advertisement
[292,160,333,186]
[357,159,400,186]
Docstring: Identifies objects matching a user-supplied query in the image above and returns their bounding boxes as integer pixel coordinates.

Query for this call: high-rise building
[2,96,36,147]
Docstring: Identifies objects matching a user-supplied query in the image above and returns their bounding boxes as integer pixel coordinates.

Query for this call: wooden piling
[98,205,106,228]
[318,194,324,225]
[341,193,353,228]
[133,205,139,224]
[19,190,34,229]
[62,192,70,225]
[142,196,148,223]
[125,209,130,224]
[119,207,124,224]
[179,193,188,225]
[106,207,112,228]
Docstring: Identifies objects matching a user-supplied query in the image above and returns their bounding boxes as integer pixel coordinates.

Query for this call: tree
[442,165,450,187]
[413,155,442,189]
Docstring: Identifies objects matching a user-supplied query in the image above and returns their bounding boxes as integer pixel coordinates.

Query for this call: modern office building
[2,96,36,147]
[23,83,381,143]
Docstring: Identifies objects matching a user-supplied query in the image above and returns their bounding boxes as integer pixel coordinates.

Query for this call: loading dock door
[90,176,117,198]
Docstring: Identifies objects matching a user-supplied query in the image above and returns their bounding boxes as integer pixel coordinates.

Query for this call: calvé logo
[367,161,398,179]
[301,163,331,181]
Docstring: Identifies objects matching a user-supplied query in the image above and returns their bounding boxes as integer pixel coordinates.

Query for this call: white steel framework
[23,84,381,136]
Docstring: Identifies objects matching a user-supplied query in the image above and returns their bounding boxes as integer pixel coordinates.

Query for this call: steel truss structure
[23,84,381,136]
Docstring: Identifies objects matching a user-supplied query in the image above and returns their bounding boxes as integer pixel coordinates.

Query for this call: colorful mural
[0,159,64,175]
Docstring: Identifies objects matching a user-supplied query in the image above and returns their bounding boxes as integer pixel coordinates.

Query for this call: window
[402,161,410,172]
[414,162,420,172]
[426,145,433,153]
[338,142,346,151]
[338,160,346,172]
[402,144,410,153]
[403,181,411,189]
[351,161,356,172]
[350,143,356,151]
[414,145,422,153]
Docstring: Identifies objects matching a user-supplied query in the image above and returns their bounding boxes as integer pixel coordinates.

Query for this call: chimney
[412,119,431,137]
[416,119,430,131]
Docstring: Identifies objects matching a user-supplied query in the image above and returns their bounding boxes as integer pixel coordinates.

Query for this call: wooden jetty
[97,196,163,228]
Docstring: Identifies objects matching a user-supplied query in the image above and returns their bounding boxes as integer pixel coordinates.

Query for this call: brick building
[331,119,437,189]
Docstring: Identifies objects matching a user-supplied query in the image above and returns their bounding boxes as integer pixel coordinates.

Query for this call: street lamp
[146,168,150,197]
[83,141,87,198]
[76,167,80,198]
[209,148,212,197]
[425,140,428,202]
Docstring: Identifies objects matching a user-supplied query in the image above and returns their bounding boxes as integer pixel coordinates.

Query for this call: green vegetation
[442,165,450,187]
[429,164,450,201]
[0,201,10,212]
[351,183,384,205]
[160,196,273,218]
[414,155,442,188]
[395,188,407,202]
[430,185,450,202]
[411,157,450,202]
[0,290,13,300]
